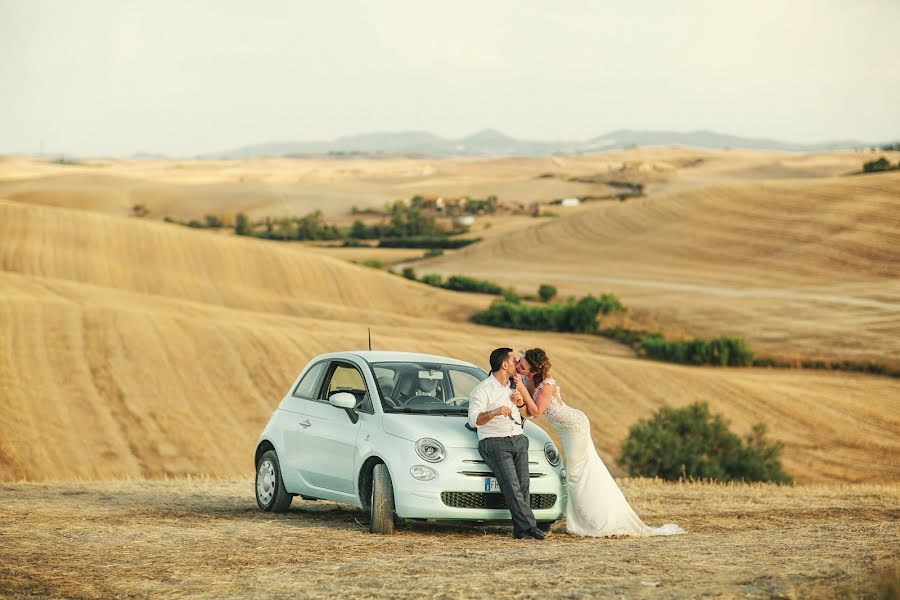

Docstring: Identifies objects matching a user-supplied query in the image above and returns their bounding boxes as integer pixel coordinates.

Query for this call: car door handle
[298,419,312,428]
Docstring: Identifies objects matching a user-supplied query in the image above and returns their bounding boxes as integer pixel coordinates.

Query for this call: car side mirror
[329,392,356,410]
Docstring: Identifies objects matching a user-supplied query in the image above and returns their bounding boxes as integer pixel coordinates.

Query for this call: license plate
[484,477,501,492]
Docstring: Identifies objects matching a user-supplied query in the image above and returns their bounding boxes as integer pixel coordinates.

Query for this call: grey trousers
[478,434,536,534]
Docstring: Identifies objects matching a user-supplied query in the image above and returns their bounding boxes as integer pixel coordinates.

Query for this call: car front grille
[441,492,557,510]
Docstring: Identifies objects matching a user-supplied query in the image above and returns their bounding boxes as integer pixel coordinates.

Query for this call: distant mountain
[202,129,870,159]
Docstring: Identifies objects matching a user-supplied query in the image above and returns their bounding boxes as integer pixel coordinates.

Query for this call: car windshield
[370,361,487,414]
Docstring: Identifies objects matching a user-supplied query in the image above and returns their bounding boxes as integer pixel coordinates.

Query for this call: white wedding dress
[537,378,685,537]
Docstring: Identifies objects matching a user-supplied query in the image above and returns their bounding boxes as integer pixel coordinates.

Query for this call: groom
[468,347,545,540]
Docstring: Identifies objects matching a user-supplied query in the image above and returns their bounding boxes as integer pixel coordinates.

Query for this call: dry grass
[0,479,896,598]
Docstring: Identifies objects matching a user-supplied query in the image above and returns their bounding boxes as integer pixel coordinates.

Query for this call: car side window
[293,361,327,399]
[322,362,374,414]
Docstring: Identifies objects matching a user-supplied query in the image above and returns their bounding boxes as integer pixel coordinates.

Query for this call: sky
[1,0,898,156]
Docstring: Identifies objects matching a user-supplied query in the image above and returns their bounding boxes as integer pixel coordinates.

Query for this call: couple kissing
[468,347,685,539]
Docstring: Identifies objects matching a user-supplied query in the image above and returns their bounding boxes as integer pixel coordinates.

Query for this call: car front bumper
[391,446,567,522]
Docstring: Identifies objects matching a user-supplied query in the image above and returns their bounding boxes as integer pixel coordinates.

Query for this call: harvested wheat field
[1,178,900,484]
[421,171,900,369]
[1,150,899,598]
[0,479,896,598]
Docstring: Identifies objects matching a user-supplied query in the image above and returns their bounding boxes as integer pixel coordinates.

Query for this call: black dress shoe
[527,527,546,540]
[513,530,535,540]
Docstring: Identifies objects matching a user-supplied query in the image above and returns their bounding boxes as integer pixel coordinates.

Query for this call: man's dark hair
[489,347,513,373]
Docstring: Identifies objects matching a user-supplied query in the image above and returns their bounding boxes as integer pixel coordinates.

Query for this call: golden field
[1,151,899,486]
[1,149,899,597]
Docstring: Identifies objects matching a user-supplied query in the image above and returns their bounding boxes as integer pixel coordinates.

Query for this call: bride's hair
[524,348,551,386]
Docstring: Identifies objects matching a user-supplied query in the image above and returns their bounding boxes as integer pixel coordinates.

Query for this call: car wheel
[256,450,292,513]
[369,463,396,534]
[536,521,555,532]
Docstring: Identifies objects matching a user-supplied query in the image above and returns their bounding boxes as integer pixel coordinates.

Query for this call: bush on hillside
[863,157,896,173]
[538,284,558,303]
[443,275,504,295]
[618,402,792,483]
[640,335,753,366]
[471,294,622,333]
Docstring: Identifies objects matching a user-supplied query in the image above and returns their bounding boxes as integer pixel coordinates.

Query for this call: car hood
[381,413,552,448]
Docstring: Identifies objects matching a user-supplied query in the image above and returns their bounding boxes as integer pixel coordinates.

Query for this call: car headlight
[544,442,560,467]
[415,438,446,463]
[409,465,436,481]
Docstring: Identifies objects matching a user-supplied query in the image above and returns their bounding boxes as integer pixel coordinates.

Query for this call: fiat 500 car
[254,351,567,533]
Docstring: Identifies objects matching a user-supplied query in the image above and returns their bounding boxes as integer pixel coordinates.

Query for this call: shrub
[471,294,619,333]
[357,259,383,269]
[443,275,503,295]
[597,292,623,314]
[863,157,895,173]
[234,213,251,236]
[640,335,753,366]
[538,284,557,303]
[378,237,481,249]
[618,402,792,484]
[501,288,520,303]
[401,267,417,281]
[421,273,443,287]
[424,248,444,258]
[204,214,223,228]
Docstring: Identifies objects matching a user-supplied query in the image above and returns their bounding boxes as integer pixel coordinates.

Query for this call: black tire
[536,521,555,532]
[256,450,293,513]
[369,463,396,534]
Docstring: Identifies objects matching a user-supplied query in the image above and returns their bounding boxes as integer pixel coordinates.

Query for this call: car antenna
[368,328,372,351]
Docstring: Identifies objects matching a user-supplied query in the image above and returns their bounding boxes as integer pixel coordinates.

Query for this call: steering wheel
[401,394,443,408]
[448,396,469,407]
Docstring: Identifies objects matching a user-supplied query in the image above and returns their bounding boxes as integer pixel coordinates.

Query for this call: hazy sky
[1,0,898,156]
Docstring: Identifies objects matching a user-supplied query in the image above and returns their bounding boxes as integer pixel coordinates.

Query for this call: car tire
[369,463,396,534]
[536,521,555,532]
[256,450,292,513]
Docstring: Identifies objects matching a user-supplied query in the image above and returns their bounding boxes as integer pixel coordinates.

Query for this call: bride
[514,348,685,537]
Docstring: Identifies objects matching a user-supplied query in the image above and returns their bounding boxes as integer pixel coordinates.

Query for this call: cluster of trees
[471,294,623,334]
[401,271,505,294]
[863,157,900,173]
[640,334,753,367]
[600,327,753,367]
[232,211,343,241]
[879,142,900,151]
[378,237,480,249]
[163,213,233,229]
[618,402,792,484]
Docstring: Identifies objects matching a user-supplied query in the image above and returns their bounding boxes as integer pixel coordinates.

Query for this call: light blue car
[254,351,567,533]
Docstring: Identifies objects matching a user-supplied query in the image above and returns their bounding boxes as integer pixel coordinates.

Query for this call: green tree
[421,273,443,287]
[538,284,557,303]
[234,212,250,236]
[863,157,893,173]
[618,402,791,483]
[402,267,417,280]
[350,220,369,239]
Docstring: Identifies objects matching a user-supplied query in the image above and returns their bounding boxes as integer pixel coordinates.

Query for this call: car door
[293,360,367,495]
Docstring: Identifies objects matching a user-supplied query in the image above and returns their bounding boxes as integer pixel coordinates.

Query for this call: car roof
[336,350,482,369]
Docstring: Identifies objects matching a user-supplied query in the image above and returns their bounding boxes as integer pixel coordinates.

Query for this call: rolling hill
[421,172,900,369]
[0,195,898,484]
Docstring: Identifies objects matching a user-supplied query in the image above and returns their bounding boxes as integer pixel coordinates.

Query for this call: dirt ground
[1,479,896,599]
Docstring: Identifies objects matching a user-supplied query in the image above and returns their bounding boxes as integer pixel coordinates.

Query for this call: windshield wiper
[384,407,467,415]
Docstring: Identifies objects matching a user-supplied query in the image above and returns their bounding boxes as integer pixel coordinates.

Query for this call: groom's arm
[468,386,509,428]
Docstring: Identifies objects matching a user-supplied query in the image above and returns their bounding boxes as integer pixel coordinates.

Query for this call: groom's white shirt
[467,373,524,440]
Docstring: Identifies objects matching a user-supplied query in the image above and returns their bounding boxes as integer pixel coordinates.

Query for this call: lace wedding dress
[538,378,685,537]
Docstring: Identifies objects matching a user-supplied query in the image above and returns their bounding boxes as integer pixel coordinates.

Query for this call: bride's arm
[517,380,554,417]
